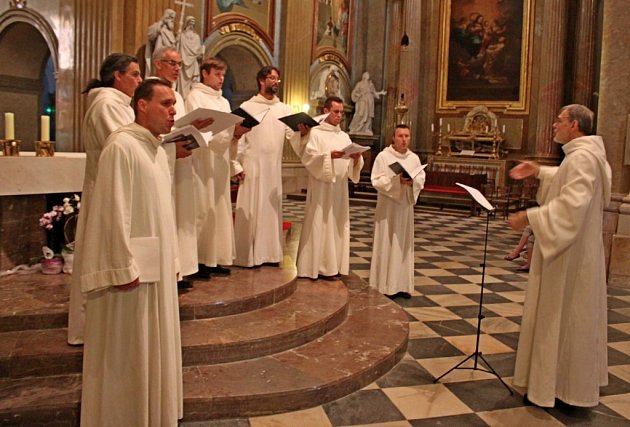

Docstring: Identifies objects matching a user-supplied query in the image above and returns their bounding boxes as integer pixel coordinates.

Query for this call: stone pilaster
[530,1,567,161]
[382,0,403,141]
[599,0,630,287]
[397,0,422,146]
[571,0,597,107]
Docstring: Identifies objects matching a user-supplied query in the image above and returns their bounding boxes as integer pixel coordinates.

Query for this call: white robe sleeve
[301,134,335,183]
[348,153,364,184]
[536,165,559,205]
[80,140,139,293]
[371,153,400,199]
[527,153,598,260]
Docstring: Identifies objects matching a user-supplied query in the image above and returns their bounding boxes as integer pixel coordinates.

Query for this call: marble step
[0,277,408,422]
[0,266,297,333]
[184,275,409,419]
[0,280,348,379]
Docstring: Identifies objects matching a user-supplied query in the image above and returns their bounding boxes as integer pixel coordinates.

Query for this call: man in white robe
[152,46,211,289]
[186,58,249,277]
[80,79,183,426]
[369,124,425,298]
[508,104,612,408]
[67,53,142,345]
[233,66,299,267]
[296,96,364,279]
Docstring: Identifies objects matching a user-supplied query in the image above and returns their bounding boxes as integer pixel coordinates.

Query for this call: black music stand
[432,183,513,394]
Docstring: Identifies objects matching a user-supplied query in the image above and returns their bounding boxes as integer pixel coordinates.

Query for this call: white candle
[439,118,443,126]
[40,116,50,141]
[431,123,435,132]
[502,124,506,133]
[4,112,14,140]
[447,123,451,132]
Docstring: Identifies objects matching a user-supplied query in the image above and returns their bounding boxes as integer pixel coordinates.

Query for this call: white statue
[348,72,386,136]
[177,16,204,99]
[146,9,177,77]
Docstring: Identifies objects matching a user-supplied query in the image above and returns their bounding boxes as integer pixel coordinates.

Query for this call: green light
[45,107,54,114]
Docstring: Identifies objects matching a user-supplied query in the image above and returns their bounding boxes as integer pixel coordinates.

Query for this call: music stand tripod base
[432,185,513,395]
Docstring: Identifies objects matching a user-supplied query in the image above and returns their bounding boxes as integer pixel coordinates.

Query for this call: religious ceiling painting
[206,0,274,51]
[313,0,352,69]
[437,0,533,114]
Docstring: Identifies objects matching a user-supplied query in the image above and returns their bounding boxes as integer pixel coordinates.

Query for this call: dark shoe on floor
[318,274,340,281]
[398,292,412,299]
[263,262,281,267]
[209,265,231,276]
[177,279,193,289]
[518,265,530,272]
[193,264,212,279]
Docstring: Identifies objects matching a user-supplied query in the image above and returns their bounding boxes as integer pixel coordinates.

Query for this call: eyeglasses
[265,76,281,83]
[161,59,182,67]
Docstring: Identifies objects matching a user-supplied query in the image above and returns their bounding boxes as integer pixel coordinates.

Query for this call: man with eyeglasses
[295,96,363,279]
[186,57,249,279]
[233,66,300,267]
[507,104,612,408]
[152,46,213,289]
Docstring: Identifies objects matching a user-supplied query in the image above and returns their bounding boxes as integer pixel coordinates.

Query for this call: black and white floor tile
[193,200,630,426]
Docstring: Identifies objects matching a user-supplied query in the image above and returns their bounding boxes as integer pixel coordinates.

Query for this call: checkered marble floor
[185,200,630,427]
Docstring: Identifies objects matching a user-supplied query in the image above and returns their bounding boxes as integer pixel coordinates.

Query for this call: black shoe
[263,262,281,267]
[385,294,397,300]
[208,265,231,276]
[193,264,212,279]
[398,292,412,299]
[177,279,193,289]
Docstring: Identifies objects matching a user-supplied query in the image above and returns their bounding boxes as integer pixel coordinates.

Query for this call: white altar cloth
[0,152,86,196]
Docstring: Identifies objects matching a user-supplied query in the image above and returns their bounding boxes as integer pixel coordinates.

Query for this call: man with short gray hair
[508,104,612,408]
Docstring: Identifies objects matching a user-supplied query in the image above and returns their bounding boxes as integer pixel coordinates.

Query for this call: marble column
[280,0,313,165]
[396,0,422,147]
[382,0,403,141]
[571,0,597,107]
[598,0,630,287]
[530,1,568,161]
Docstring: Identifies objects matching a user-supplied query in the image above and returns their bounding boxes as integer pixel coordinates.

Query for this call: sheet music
[456,183,495,212]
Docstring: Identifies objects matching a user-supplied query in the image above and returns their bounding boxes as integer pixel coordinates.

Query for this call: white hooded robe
[185,82,237,267]
[513,135,612,408]
[67,87,134,345]
[369,146,425,295]
[79,123,182,426]
[296,122,363,278]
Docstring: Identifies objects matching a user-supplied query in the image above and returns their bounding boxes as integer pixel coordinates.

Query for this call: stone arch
[0,7,59,149]
[204,30,273,107]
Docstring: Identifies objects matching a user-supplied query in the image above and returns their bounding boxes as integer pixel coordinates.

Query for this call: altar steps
[0,267,408,425]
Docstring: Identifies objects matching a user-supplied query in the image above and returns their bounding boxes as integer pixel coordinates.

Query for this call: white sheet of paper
[341,143,370,158]
[129,236,161,283]
[456,182,495,212]
[174,108,244,134]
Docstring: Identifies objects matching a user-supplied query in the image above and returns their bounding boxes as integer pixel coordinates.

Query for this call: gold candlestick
[35,140,55,157]
[1,139,20,156]
[435,130,443,156]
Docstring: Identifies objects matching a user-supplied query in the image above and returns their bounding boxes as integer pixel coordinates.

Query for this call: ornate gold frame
[206,1,275,52]
[436,0,534,114]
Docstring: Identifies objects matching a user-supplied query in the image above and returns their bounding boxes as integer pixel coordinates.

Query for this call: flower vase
[62,248,74,274]
[41,257,64,275]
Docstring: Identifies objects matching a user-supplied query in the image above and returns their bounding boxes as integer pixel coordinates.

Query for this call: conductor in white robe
[508,104,612,408]
[233,66,298,267]
[79,79,183,426]
[186,58,249,278]
[369,124,425,298]
[67,53,142,345]
[296,96,364,279]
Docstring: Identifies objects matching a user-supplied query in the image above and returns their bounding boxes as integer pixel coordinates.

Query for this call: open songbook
[340,142,370,159]
[162,125,208,150]
[232,107,269,128]
[456,182,495,212]
[174,108,244,134]
[278,112,326,131]
[388,162,428,180]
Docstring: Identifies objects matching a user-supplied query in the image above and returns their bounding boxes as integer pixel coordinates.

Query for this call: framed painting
[437,0,534,113]
[206,0,275,49]
[313,0,352,69]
